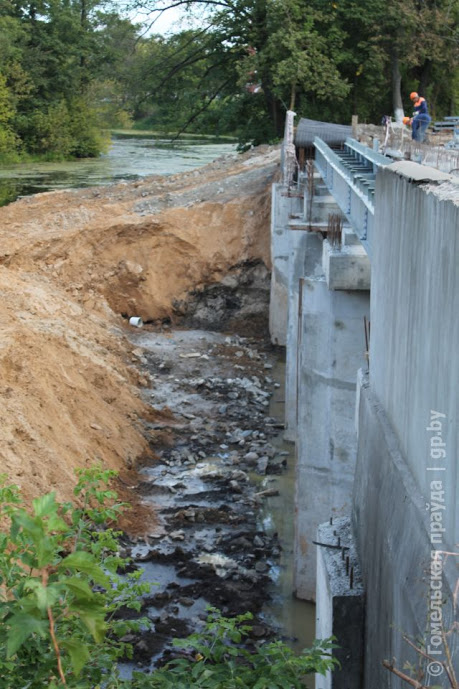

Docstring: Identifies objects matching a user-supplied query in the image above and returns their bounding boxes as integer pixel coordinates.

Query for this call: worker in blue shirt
[409,92,431,142]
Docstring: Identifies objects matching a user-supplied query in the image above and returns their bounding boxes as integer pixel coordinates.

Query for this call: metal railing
[314,137,391,258]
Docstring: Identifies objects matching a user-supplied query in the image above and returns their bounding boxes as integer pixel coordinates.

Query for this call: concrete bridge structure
[270,113,458,688]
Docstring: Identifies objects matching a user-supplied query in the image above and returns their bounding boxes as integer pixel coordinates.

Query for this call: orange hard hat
[410,92,418,100]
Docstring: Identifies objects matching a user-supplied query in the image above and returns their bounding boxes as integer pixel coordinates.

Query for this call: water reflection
[0,134,238,206]
[260,357,316,653]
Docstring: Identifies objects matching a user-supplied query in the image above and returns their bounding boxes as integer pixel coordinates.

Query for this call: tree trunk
[418,59,432,96]
[391,50,404,123]
[289,82,296,111]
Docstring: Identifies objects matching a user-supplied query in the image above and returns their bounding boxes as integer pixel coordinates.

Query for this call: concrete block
[322,241,371,291]
[316,518,364,689]
[342,226,360,247]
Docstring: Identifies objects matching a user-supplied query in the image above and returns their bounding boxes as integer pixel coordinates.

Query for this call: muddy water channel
[120,327,315,677]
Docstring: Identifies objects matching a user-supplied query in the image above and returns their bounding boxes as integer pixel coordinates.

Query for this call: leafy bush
[131,608,339,689]
[0,470,339,688]
[0,467,150,688]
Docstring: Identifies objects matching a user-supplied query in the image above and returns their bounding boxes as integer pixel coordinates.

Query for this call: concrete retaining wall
[369,167,458,543]
[352,167,459,687]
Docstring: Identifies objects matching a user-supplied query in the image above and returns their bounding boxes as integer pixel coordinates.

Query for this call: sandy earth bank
[0,145,280,514]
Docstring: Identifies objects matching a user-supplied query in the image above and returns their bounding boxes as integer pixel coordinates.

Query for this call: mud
[172,259,271,336]
[117,327,290,674]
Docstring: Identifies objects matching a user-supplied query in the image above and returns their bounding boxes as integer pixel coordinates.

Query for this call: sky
[127,4,208,36]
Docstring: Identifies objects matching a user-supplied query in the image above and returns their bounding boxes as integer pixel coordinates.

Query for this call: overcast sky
[128,5,208,36]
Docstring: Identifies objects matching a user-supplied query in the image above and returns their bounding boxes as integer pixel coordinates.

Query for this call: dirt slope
[0,145,279,508]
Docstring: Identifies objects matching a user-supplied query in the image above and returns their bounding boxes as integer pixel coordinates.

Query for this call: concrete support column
[269,183,303,345]
[284,231,323,441]
[316,518,364,689]
[294,279,369,600]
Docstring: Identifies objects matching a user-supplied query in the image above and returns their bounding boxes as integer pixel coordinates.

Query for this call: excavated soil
[0,145,280,513]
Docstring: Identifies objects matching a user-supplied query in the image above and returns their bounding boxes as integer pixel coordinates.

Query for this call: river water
[0,133,238,206]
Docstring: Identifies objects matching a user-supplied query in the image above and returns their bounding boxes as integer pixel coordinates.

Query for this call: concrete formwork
[294,278,369,600]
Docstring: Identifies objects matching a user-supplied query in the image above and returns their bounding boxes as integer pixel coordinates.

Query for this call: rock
[255,561,269,573]
[256,457,269,474]
[251,624,268,638]
[179,597,195,607]
[135,640,149,652]
[254,488,279,498]
[229,480,242,493]
[253,535,264,548]
[230,470,248,481]
[170,530,186,541]
[244,451,258,462]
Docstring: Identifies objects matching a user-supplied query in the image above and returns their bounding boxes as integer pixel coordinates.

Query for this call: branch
[382,660,427,689]
[170,76,233,140]
[130,0,240,14]
[43,570,67,686]
[402,635,441,665]
[48,606,67,686]
[197,54,238,85]
[442,628,458,689]
[399,635,458,689]
[135,50,213,104]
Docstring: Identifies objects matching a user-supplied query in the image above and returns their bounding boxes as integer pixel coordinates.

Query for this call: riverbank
[0,145,279,513]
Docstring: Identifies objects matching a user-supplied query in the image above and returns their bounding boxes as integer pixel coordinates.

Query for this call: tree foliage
[0,0,457,156]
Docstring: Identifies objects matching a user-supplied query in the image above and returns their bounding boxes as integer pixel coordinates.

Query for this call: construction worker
[409,92,431,142]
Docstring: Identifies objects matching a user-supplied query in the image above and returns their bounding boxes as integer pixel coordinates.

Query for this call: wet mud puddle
[120,328,314,674]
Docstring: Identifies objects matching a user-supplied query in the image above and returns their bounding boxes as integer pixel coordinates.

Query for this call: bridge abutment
[270,129,458,687]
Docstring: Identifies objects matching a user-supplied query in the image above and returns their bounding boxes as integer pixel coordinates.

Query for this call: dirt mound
[0,145,280,509]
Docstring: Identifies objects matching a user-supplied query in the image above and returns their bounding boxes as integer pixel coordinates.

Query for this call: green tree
[0,72,18,158]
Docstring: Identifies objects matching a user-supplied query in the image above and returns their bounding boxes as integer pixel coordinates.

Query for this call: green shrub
[0,469,339,688]
[0,467,150,688]
[132,608,339,689]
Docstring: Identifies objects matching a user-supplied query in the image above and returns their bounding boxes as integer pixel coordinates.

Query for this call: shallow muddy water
[0,134,237,206]
[259,359,316,651]
[119,327,315,678]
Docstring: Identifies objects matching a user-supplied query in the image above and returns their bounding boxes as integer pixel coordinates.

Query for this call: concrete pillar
[294,278,369,600]
[316,518,364,689]
[269,183,303,345]
[284,230,323,441]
